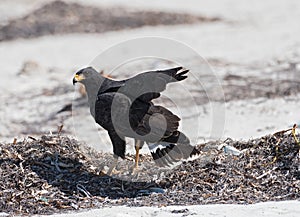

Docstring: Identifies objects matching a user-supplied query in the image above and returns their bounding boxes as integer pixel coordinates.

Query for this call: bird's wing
[97,79,125,94]
[131,103,181,143]
[120,67,188,102]
[95,67,188,142]
[95,92,181,143]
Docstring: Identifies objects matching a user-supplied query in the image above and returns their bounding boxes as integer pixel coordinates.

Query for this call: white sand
[41,201,300,217]
[2,0,300,65]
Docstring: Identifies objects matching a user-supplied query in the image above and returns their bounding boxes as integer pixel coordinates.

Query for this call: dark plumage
[73,66,199,174]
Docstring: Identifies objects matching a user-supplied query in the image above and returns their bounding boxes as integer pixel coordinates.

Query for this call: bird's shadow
[30,153,158,199]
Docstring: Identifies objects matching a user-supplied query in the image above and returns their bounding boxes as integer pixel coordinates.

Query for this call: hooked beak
[72,74,85,85]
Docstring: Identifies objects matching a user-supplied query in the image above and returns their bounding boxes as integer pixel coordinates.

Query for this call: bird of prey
[73,66,199,175]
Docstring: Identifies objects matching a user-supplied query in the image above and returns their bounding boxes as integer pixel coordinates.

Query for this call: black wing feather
[119,67,188,102]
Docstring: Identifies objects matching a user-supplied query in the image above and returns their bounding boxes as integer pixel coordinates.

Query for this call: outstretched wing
[120,66,188,102]
[95,67,189,142]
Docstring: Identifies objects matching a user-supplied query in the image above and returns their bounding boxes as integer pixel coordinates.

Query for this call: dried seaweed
[0,131,299,215]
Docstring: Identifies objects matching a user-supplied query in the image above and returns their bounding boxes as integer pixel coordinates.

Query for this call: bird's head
[72,67,99,85]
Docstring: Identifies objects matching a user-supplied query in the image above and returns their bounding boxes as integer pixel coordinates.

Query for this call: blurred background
[0,0,300,151]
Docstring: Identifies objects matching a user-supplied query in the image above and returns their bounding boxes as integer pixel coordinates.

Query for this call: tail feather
[160,148,174,166]
[154,147,171,167]
[165,145,182,162]
[148,142,200,167]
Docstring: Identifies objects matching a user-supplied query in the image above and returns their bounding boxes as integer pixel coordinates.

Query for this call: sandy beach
[0,0,300,216]
[45,201,300,217]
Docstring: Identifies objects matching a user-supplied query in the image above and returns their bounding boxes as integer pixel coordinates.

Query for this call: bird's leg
[132,139,142,174]
[106,155,119,176]
[135,144,140,169]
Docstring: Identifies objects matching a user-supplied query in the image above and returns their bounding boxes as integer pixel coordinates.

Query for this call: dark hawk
[73,66,199,175]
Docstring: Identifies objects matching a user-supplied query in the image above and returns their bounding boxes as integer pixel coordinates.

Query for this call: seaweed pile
[0,129,299,215]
